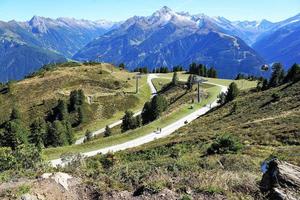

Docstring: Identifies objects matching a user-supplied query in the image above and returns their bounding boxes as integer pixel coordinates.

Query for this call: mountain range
[1,6,300,81]
[0,17,116,82]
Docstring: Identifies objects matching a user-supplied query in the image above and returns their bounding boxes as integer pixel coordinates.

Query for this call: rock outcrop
[260,159,300,200]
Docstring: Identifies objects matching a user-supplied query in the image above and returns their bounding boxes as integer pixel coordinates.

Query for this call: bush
[271,93,281,102]
[0,147,16,172]
[104,126,111,137]
[207,134,242,155]
[84,130,93,142]
[13,144,43,170]
[100,153,116,169]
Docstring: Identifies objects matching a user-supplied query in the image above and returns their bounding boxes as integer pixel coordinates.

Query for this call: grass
[43,83,221,160]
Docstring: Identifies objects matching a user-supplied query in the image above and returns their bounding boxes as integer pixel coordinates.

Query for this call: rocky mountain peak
[28,15,49,33]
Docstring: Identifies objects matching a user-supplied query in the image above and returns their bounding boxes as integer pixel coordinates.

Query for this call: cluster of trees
[121,111,142,132]
[218,82,240,105]
[0,89,87,150]
[152,67,169,73]
[121,95,168,132]
[257,63,300,91]
[235,73,264,81]
[141,95,168,125]
[189,63,217,78]
[172,65,184,72]
[133,67,148,74]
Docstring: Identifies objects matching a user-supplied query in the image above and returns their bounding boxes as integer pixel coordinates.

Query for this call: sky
[0,0,299,22]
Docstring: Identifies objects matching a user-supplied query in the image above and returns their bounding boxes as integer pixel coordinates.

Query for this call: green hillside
[72,80,300,199]
[0,62,150,139]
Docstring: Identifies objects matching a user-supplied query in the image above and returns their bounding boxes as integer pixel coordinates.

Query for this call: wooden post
[194,75,208,103]
[197,81,200,103]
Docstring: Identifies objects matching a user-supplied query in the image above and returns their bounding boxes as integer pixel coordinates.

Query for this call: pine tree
[198,64,203,76]
[45,121,68,147]
[56,99,68,121]
[225,82,239,103]
[54,120,68,146]
[3,120,28,150]
[141,101,153,124]
[211,68,217,78]
[262,79,269,90]
[69,90,85,111]
[151,95,168,120]
[268,63,285,88]
[29,118,47,150]
[121,110,136,132]
[77,106,85,124]
[203,65,207,77]
[284,63,300,83]
[64,121,74,145]
[189,63,197,74]
[104,126,111,137]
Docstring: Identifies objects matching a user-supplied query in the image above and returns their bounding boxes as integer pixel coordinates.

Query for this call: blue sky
[0,0,299,22]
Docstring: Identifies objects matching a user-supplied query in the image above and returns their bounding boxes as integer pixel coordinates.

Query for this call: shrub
[84,130,93,142]
[100,153,116,169]
[207,134,242,155]
[104,126,111,137]
[271,93,281,102]
[0,147,16,172]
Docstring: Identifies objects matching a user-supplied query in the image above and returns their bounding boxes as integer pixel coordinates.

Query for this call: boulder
[260,159,300,200]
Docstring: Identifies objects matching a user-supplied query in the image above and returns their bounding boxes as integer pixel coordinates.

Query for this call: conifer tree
[64,121,74,145]
[151,95,168,120]
[225,82,239,103]
[268,63,285,88]
[56,99,68,121]
[284,63,300,83]
[121,111,136,132]
[29,118,47,150]
[141,101,153,124]
[3,120,28,149]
